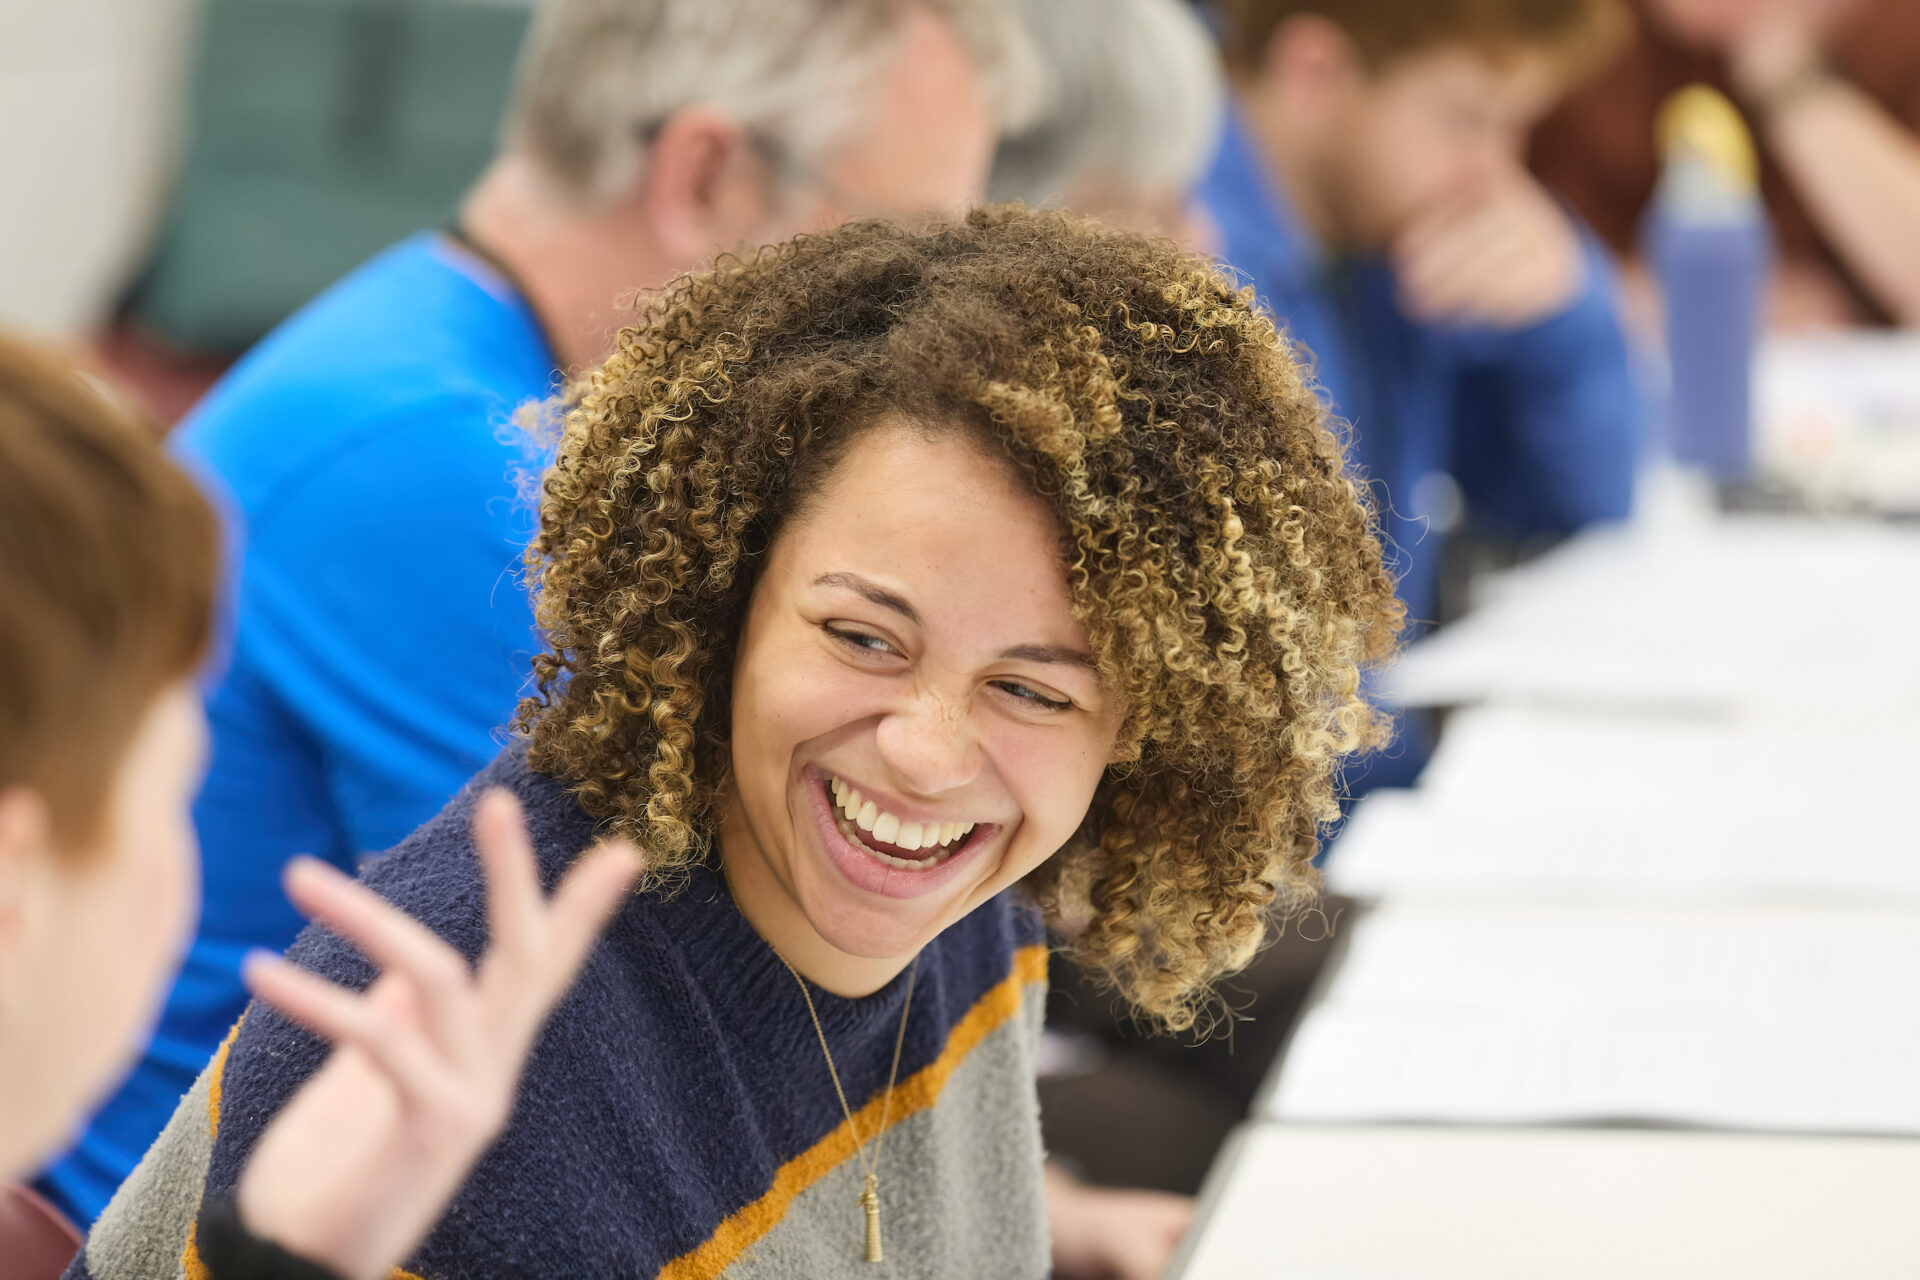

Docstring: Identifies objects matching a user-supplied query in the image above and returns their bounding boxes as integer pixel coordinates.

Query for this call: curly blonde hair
[518,206,1402,1030]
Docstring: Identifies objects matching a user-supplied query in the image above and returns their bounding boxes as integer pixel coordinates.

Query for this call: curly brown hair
[518,205,1402,1029]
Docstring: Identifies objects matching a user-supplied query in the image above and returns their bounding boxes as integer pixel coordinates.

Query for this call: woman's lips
[801,765,1000,901]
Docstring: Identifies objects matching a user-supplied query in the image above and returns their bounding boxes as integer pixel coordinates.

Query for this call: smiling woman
[84,206,1402,1280]
[525,206,1403,1029]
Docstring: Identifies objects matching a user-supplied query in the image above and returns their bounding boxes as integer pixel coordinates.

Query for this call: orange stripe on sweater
[181,1013,424,1280]
[657,943,1050,1280]
[183,1017,245,1280]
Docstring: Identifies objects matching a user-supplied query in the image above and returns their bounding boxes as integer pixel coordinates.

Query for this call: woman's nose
[873,690,984,797]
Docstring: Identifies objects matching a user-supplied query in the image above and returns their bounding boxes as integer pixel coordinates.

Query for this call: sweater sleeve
[195,1199,347,1280]
[1444,232,1646,537]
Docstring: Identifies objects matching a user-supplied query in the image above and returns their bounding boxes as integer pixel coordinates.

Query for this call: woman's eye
[993,680,1072,712]
[826,625,897,655]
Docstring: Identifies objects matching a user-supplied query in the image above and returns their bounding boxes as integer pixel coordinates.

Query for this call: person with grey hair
[989,0,1226,248]
[39,0,1030,1234]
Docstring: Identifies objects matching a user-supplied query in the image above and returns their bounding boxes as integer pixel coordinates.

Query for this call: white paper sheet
[1263,902,1920,1134]
[1383,517,1920,716]
[1759,331,1920,513]
[1324,708,1920,906]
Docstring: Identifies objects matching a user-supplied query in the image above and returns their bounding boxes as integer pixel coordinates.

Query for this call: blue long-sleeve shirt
[38,234,557,1224]
[1199,109,1642,791]
[1200,109,1642,632]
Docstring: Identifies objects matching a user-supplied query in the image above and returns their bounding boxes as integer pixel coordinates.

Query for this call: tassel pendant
[859,1172,883,1263]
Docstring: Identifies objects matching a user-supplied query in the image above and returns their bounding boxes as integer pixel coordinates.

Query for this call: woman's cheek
[751,645,871,744]
[985,721,1108,860]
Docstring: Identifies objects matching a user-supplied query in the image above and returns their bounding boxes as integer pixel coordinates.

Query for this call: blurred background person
[1533,0,1920,330]
[1039,0,1648,1196]
[1203,0,1643,790]
[988,0,1226,250]
[0,334,637,1279]
[37,0,1037,1228]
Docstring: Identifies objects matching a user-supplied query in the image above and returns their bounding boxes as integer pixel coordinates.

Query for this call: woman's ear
[0,786,54,953]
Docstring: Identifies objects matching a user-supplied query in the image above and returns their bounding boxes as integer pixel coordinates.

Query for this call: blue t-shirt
[1200,107,1644,791]
[39,233,557,1224]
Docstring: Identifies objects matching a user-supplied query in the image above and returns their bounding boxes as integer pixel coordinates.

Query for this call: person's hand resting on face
[230,789,641,1280]
[1392,166,1586,330]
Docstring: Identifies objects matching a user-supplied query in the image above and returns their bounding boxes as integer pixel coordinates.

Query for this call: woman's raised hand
[232,788,641,1280]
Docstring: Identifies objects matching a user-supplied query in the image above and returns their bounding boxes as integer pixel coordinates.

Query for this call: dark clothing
[195,1201,344,1280]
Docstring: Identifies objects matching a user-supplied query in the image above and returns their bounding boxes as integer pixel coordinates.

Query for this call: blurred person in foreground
[70,207,1402,1280]
[1204,0,1645,789]
[0,334,637,1279]
[988,0,1226,249]
[40,0,1032,1225]
[1533,0,1920,329]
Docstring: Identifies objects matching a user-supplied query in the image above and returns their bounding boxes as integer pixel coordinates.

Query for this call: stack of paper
[1323,707,1920,906]
[1264,901,1920,1133]
[1384,517,1920,716]
[1264,513,1920,1138]
[1759,331,1920,514]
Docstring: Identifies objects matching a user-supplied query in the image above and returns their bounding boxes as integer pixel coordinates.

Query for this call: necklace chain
[721,867,917,1262]
[777,951,918,1186]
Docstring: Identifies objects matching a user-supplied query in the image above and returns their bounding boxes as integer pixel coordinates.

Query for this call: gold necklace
[720,867,919,1262]
[776,951,918,1264]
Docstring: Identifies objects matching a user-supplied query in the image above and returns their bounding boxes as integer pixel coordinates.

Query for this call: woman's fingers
[282,857,479,1056]
[475,838,641,1026]
[532,839,642,1001]
[277,813,638,1085]
[471,789,544,974]
[243,955,450,1102]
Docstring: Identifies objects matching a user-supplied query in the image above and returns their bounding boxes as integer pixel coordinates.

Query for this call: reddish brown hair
[1218,0,1625,76]
[0,335,219,849]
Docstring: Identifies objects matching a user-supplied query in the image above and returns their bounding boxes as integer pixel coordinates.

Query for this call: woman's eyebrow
[997,642,1099,673]
[813,572,1099,674]
[812,571,920,624]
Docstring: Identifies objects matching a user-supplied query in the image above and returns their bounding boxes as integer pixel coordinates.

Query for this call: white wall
[0,0,201,337]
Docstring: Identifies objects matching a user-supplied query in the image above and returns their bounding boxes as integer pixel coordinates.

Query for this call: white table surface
[1170,1123,1920,1280]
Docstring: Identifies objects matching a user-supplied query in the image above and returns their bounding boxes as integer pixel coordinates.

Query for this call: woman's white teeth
[829,777,975,852]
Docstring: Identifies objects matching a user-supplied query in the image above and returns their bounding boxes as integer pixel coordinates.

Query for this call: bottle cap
[1656,85,1759,193]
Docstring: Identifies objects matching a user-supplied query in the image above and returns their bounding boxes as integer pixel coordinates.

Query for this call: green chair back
[126,0,532,354]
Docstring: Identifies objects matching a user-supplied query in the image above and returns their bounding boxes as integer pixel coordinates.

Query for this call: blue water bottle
[1641,86,1772,482]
